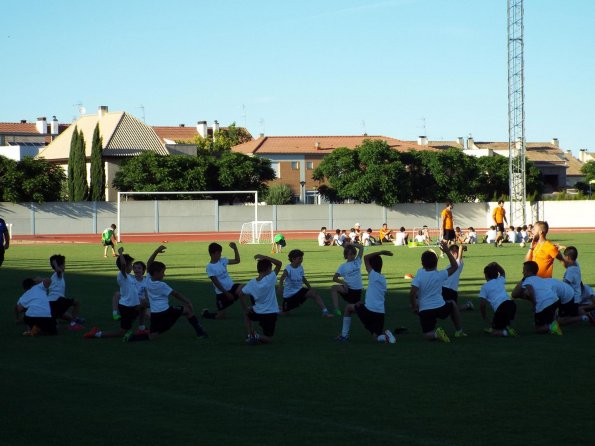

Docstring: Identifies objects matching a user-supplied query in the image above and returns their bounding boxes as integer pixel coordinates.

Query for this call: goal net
[239,221,274,244]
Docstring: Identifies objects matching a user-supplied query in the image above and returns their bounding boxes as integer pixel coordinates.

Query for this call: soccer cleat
[483,327,494,334]
[335,335,349,342]
[23,325,41,336]
[68,323,84,331]
[435,327,450,343]
[454,330,468,338]
[112,313,121,321]
[384,329,396,344]
[587,310,595,326]
[84,327,100,338]
[506,326,519,337]
[549,320,563,336]
[334,309,342,317]
[122,329,134,342]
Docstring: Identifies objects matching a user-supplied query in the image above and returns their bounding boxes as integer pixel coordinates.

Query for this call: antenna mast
[507,0,526,225]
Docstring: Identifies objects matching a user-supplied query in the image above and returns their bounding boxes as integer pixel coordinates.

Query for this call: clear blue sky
[2,0,594,155]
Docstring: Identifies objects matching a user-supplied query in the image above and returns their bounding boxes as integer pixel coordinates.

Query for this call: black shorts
[216,283,241,311]
[443,229,456,241]
[492,300,517,330]
[355,303,384,336]
[118,304,139,330]
[442,287,458,303]
[282,288,309,312]
[23,316,57,335]
[558,300,579,318]
[534,301,559,326]
[247,310,277,337]
[49,297,75,318]
[102,240,114,247]
[339,287,362,304]
[0,245,4,267]
[150,306,184,334]
[418,302,453,333]
[496,223,505,233]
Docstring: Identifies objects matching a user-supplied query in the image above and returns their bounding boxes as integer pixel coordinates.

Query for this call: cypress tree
[89,124,105,201]
[73,129,88,201]
[67,127,78,200]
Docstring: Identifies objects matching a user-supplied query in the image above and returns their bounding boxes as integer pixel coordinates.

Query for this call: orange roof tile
[0,122,39,134]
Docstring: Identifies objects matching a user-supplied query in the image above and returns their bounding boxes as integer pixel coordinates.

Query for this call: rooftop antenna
[361,119,367,135]
[419,117,427,136]
[72,102,85,121]
[258,117,265,135]
[137,105,146,123]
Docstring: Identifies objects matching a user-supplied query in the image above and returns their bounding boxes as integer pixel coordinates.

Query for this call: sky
[2,0,594,155]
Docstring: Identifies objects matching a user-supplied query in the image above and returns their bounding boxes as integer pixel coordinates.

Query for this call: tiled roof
[428,140,464,150]
[564,153,585,176]
[38,111,167,161]
[153,126,211,142]
[233,135,440,155]
[0,122,39,134]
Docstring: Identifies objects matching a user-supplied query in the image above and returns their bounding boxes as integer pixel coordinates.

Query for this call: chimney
[467,137,475,149]
[213,120,220,135]
[259,133,265,139]
[179,124,185,127]
[196,121,207,138]
[20,119,27,124]
[36,116,47,134]
[551,138,559,147]
[50,116,59,136]
[98,106,108,119]
[456,136,464,147]
[417,136,428,146]
[315,141,321,149]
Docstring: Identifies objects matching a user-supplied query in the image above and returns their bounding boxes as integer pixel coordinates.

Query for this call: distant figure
[378,223,393,243]
[394,227,408,246]
[318,227,331,247]
[0,216,9,268]
[492,200,508,247]
[463,227,477,244]
[102,224,118,258]
[440,202,455,245]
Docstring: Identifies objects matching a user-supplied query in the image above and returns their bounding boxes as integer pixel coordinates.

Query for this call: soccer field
[1,234,594,446]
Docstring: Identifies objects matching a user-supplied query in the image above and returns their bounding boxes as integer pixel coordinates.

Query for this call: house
[232,135,440,203]
[37,106,167,201]
[578,149,595,163]
[0,117,68,161]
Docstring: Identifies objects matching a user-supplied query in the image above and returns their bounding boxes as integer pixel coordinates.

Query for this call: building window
[271,162,280,178]
[306,161,313,170]
[305,191,319,204]
[291,161,300,170]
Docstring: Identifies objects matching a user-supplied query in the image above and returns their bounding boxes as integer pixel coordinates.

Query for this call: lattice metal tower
[508,0,526,225]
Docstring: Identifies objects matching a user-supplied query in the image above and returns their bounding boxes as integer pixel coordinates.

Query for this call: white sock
[341,317,352,337]
[95,331,102,338]
[581,315,588,321]
[322,308,328,314]
[502,330,508,337]
[112,310,118,316]
[69,321,76,326]
[377,334,387,342]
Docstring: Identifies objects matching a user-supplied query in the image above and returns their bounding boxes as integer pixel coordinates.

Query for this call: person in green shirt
[272,233,286,254]
[102,224,118,258]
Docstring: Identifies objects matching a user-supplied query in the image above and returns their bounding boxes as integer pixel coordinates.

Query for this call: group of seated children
[483,224,533,245]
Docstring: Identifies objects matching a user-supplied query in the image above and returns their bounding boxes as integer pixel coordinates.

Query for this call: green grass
[1,235,595,446]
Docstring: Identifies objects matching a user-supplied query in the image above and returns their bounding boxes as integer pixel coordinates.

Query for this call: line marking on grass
[2,364,457,446]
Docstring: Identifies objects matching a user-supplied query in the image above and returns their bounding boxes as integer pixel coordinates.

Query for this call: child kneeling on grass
[479,262,518,337]
[409,241,466,343]
[124,245,207,342]
[15,277,57,336]
[240,254,282,345]
[336,250,396,343]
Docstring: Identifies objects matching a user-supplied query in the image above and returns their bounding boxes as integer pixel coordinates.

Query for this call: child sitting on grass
[478,262,518,337]
[336,250,396,343]
[15,277,57,336]
[47,254,84,331]
[240,254,282,344]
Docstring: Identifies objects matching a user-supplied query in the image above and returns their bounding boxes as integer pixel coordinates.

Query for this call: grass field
[1,234,594,446]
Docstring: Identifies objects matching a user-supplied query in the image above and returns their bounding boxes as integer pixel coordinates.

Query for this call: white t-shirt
[521,230,529,242]
[318,232,327,246]
[146,279,173,313]
[17,282,52,317]
[364,270,386,314]
[134,275,148,302]
[282,264,304,298]
[333,234,342,246]
[336,258,363,290]
[563,263,582,303]
[545,278,574,305]
[47,271,65,302]
[206,258,234,294]
[242,272,279,314]
[486,229,497,243]
[361,232,371,246]
[118,272,140,307]
[478,276,510,311]
[581,284,594,305]
[412,268,449,311]
[443,259,464,291]
[394,232,407,246]
[349,231,357,242]
[522,276,558,313]
[514,232,522,243]
[467,231,477,243]
[507,230,516,242]
[414,234,425,243]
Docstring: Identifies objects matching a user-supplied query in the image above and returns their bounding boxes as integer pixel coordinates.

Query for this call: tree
[3,157,66,203]
[264,184,293,205]
[67,127,79,200]
[581,160,595,183]
[176,122,253,156]
[313,140,409,206]
[0,155,17,201]
[215,151,276,203]
[89,124,105,201]
[72,129,88,201]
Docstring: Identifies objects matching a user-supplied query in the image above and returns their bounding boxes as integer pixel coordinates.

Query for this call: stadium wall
[0,200,593,236]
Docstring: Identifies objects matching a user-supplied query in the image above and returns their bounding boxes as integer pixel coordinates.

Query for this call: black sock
[188,315,207,337]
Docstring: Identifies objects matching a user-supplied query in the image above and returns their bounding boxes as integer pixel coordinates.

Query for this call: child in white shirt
[330,242,364,316]
[478,262,517,337]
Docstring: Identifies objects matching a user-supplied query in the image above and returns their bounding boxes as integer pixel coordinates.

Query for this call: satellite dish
[79,107,86,115]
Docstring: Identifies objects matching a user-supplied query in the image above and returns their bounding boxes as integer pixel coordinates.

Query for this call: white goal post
[116,190,260,242]
[239,220,274,245]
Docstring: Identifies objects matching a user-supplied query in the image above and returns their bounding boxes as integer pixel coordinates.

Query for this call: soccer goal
[116,190,260,242]
[239,220,274,244]
[410,226,441,247]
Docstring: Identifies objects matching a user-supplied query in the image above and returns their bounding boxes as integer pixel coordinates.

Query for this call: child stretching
[110,260,149,326]
[410,241,466,343]
[85,247,146,339]
[330,242,364,316]
[546,277,590,326]
[124,245,207,341]
[202,242,242,320]
[240,254,282,344]
[47,254,84,330]
[478,263,518,337]
[336,250,396,343]
[15,278,57,336]
[441,244,474,311]
[279,249,333,318]
[511,261,562,335]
